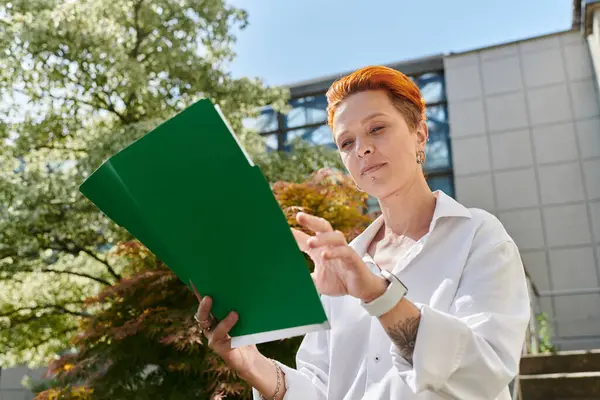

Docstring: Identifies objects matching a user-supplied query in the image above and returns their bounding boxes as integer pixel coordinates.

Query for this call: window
[427,175,455,198]
[283,125,335,151]
[243,106,278,134]
[415,73,445,104]
[424,105,451,171]
[285,95,328,129]
[263,133,279,152]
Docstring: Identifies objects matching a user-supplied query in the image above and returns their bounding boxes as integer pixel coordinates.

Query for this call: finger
[296,212,333,234]
[291,228,311,252]
[196,296,213,326]
[310,269,326,283]
[322,245,361,263]
[207,311,239,346]
[189,280,202,303]
[308,230,346,249]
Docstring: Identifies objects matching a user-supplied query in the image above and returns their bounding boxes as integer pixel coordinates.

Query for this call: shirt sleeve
[252,312,331,400]
[392,239,531,399]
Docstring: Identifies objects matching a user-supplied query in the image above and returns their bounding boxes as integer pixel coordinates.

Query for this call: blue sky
[227,0,573,86]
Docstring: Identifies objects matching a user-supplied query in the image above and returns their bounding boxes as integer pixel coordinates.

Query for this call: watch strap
[361,269,408,317]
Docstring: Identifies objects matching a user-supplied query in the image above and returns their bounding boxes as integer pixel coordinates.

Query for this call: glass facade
[243,107,278,134]
[284,125,336,151]
[285,95,328,129]
[247,69,454,198]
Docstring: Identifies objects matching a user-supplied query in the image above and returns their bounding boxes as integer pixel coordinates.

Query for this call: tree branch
[0,18,13,28]
[101,95,129,124]
[0,276,24,284]
[124,0,149,116]
[0,268,112,286]
[74,65,129,124]
[27,56,129,124]
[0,247,42,262]
[35,144,88,153]
[1,245,118,285]
[76,246,121,281]
[26,326,79,350]
[130,0,148,58]
[51,241,122,281]
[40,268,112,286]
[16,87,101,112]
[1,304,90,319]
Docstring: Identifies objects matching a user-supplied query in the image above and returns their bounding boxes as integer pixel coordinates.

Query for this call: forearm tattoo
[385,316,420,365]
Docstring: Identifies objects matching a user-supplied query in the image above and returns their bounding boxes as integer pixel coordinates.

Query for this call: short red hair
[326,65,426,132]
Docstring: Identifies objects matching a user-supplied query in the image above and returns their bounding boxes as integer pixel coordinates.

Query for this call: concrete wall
[587,8,600,107]
[0,366,43,400]
[445,30,600,350]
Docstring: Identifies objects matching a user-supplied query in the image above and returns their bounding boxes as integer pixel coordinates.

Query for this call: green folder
[79,99,329,347]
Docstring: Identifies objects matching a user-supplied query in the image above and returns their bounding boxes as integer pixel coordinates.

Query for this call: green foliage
[536,312,557,354]
[33,385,94,400]
[31,169,371,400]
[0,0,288,368]
[255,139,344,184]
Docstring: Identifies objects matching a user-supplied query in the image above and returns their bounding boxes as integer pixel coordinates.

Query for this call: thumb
[310,271,321,292]
[291,228,311,252]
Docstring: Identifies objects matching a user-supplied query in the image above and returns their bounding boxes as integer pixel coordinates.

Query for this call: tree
[33,168,372,400]
[255,139,344,184]
[0,0,289,368]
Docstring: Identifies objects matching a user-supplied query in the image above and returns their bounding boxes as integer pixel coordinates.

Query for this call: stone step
[519,371,600,400]
[520,350,600,375]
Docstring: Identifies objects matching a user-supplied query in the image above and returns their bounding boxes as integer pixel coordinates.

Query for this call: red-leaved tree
[34,168,372,400]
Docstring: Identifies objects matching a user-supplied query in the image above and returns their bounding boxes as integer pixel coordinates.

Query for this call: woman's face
[332,90,428,199]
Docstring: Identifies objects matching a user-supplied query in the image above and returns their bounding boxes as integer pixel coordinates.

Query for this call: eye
[340,139,354,149]
[370,125,384,134]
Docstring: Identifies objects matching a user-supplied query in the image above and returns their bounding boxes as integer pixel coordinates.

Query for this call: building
[2,1,600,399]
[246,0,600,352]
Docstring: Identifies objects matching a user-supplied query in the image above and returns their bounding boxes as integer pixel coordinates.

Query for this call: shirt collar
[429,190,472,231]
[349,190,472,257]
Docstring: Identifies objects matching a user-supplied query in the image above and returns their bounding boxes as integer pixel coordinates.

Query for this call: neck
[376,176,437,241]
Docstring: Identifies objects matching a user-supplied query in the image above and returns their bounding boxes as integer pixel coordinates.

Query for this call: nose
[356,138,374,158]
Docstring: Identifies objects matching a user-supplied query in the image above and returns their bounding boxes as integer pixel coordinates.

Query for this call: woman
[193,65,531,399]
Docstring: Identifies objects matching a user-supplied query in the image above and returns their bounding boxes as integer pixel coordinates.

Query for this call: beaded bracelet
[259,358,282,400]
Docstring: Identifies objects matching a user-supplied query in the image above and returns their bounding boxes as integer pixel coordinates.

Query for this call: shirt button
[374,356,380,363]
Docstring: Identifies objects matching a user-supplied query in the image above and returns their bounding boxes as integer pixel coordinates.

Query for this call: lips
[360,163,387,176]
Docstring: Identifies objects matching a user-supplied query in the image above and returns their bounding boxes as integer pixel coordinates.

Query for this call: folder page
[79,98,329,347]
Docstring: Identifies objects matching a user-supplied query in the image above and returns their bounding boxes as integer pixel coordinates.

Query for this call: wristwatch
[360,269,408,317]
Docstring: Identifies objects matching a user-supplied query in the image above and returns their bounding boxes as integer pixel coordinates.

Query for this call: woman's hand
[190,282,261,379]
[292,212,386,302]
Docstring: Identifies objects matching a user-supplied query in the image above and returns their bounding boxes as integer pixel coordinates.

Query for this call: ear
[414,120,428,152]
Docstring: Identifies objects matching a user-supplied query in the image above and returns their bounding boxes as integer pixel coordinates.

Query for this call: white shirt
[253,191,531,400]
